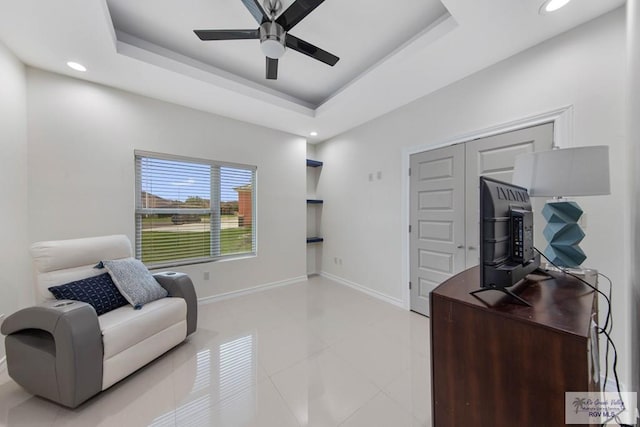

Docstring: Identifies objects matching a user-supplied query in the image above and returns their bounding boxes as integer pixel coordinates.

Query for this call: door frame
[401,105,574,310]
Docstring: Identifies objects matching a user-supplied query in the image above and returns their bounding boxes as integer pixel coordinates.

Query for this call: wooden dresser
[430,266,599,427]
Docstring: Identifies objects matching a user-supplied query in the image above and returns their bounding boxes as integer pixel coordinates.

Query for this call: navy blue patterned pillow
[48,273,128,315]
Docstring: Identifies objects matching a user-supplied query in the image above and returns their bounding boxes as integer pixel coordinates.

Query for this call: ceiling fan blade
[240,0,268,24]
[276,0,325,31]
[266,57,278,80]
[194,29,260,41]
[286,34,339,66]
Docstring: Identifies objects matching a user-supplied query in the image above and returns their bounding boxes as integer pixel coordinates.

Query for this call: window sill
[145,253,257,270]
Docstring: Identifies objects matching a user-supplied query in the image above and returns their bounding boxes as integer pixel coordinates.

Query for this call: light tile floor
[0,276,432,427]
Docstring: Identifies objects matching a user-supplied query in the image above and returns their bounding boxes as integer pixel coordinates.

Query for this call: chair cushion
[30,234,132,303]
[48,273,128,315]
[101,258,168,309]
[98,297,187,360]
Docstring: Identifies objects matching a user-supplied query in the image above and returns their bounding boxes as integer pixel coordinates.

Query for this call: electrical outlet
[203,272,210,281]
[376,171,382,180]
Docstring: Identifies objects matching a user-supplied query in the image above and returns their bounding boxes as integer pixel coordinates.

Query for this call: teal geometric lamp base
[513,146,610,268]
[541,200,586,268]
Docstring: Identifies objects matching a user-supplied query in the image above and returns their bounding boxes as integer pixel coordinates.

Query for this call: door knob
[457,245,464,249]
[468,246,476,250]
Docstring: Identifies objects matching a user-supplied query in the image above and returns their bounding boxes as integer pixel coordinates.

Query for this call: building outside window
[135,151,256,267]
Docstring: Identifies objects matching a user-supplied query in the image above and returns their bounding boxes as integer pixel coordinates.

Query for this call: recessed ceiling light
[66,61,87,72]
[539,0,572,14]
[309,131,318,137]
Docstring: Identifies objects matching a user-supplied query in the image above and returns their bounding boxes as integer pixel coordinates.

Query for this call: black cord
[598,328,633,427]
[532,248,632,427]
[534,248,612,330]
[598,272,614,399]
[599,272,614,335]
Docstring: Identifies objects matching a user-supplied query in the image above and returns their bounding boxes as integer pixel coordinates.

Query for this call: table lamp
[512,146,610,268]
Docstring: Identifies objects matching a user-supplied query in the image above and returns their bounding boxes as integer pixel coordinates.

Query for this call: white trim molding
[400,105,575,310]
[197,275,308,305]
[320,271,405,308]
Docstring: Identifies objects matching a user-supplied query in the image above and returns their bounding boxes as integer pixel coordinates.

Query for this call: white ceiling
[107,0,449,107]
[0,0,625,142]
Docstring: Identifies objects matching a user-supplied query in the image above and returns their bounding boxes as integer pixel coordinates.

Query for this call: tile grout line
[266,375,305,427]
[336,390,385,427]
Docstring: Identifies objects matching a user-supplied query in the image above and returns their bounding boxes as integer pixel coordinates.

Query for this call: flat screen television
[471,176,540,306]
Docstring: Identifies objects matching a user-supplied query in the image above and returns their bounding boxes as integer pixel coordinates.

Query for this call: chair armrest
[153,272,198,335]
[1,300,96,335]
[1,301,103,408]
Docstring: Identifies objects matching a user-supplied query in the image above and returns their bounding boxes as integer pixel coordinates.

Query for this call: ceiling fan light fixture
[260,21,286,59]
[261,39,286,59]
[539,0,572,14]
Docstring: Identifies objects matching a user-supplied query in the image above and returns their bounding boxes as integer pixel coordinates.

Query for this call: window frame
[134,150,257,268]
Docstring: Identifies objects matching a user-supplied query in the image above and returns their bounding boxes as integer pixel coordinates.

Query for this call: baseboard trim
[319,271,405,309]
[198,275,308,305]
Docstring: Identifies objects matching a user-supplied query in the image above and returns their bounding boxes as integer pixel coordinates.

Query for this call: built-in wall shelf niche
[306,159,323,247]
[306,156,323,274]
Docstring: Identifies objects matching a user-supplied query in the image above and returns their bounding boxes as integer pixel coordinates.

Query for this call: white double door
[409,123,553,316]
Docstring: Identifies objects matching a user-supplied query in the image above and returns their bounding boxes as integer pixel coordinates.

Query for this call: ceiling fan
[194,0,339,80]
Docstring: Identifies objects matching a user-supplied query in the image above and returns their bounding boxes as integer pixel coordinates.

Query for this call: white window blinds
[135,151,256,267]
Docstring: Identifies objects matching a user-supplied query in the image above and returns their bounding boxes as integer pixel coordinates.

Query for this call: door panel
[419,220,453,242]
[409,123,555,316]
[464,123,554,269]
[410,144,465,316]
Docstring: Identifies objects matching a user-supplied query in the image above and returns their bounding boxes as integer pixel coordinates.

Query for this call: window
[135,151,256,267]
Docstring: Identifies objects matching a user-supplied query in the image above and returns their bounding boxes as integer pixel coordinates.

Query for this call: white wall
[26,68,307,300]
[628,0,640,393]
[317,9,632,385]
[0,41,30,361]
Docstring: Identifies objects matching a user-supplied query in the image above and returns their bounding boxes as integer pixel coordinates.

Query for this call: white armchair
[1,235,197,408]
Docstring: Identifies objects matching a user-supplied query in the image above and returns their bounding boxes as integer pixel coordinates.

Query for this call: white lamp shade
[512,146,610,197]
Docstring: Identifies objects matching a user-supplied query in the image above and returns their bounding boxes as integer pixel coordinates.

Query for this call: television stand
[432,266,600,427]
[469,284,532,307]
